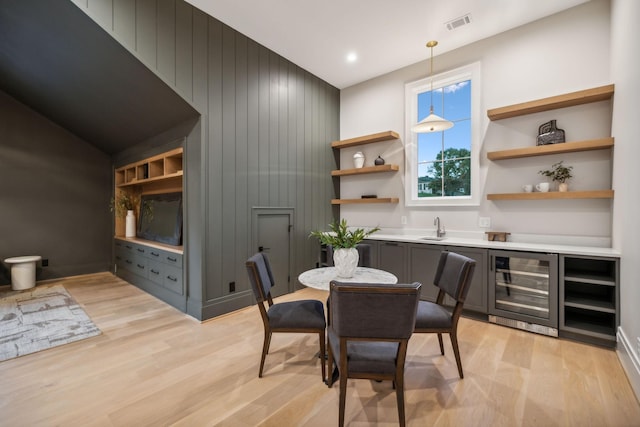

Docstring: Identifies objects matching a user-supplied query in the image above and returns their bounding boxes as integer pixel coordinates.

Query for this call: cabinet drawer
[147,260,164,286]
[163,265,183,295]
[146,248,182,268]
[129,254,148,278]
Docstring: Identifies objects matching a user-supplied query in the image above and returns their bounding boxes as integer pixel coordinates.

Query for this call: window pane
[417,131,442,163]
[444,80,471,121]
[418,161,442,197]
[443,119,471,151]
[442,158,471,196]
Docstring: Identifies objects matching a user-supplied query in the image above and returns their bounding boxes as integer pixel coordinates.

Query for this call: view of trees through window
[417,80,472,198]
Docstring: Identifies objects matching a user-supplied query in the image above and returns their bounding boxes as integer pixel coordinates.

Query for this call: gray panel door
[255,209,293,298]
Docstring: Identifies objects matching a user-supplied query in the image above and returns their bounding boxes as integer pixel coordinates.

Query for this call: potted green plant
[310,219,380,278]
[538,161,573,192]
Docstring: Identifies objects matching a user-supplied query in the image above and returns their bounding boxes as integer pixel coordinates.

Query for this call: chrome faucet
[434,216,446,238]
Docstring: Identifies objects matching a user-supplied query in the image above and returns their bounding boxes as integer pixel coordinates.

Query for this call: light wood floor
[1,272,638,426]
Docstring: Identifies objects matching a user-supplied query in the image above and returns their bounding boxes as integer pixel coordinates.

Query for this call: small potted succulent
[539,161,573,192]
[310,219,380,278]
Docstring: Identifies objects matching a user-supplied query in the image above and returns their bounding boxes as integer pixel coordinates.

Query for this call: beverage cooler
[488,250,559,336]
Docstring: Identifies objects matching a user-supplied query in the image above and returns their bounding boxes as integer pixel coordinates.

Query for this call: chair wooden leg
[338,372,347,427]
[395,374,406,427]
[449,331,464,379]
[327,343,334,387]
[319,331,326,382]
[437,332,445,355]
[259,330,272,378]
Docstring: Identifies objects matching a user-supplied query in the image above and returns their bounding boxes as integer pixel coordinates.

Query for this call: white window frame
[404,61,481,206]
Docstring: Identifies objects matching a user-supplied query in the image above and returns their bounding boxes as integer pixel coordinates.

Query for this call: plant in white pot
[539,161,573,192]
[110,191,140,237]
[310,219,380,278]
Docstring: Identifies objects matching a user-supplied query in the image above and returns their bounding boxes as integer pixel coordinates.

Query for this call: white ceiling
[184,0,591,89]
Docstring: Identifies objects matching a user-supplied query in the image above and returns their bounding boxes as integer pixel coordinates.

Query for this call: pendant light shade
[412,40,453,134]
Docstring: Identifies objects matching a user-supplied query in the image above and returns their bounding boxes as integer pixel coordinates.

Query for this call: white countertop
[367,231,620,258]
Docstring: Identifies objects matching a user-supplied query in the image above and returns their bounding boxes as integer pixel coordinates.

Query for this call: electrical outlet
[478,217,491,228]
[401,216,407,225]
[42,258,49,267]
[229,281,235,293]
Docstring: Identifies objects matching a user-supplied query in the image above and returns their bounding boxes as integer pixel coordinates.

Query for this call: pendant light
[411,40,454,133]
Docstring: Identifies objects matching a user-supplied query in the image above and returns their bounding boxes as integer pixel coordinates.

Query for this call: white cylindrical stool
[4,256,42,290]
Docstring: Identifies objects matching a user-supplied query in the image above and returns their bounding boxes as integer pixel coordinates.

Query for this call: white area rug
[0,285,101,362]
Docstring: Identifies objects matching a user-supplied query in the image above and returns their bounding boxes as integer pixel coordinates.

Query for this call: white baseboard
[617,327,640,401]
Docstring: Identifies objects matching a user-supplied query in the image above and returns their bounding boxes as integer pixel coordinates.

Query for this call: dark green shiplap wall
[73,0,338,319]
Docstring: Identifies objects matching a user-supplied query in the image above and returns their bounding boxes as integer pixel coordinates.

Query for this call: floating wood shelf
[487,84,614,121]
[331,197,399,205]
[487,190,614,201]
[331,164,399,176]
[331,130,399,149]
[487,138,614,161]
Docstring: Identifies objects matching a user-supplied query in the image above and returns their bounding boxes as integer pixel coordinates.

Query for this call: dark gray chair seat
[267,300,325,329]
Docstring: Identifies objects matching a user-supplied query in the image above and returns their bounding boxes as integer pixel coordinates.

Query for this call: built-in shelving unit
[331,131,400,205]
[487,84,614,121]
[486,85,614,201]
[115,147,183,188]
[331,197,399,205]
[560,255,619,347]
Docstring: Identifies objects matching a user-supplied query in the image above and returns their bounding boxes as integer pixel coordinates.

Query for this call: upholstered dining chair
[326,281,421,427]
[414,251,476,379]
[245,252,326,380]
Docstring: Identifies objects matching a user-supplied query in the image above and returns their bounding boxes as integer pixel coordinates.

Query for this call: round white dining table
[297,266,397,291]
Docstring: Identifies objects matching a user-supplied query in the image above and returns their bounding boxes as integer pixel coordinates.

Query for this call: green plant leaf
[309,219,380,249]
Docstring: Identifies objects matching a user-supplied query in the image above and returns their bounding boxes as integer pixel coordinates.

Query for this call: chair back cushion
[329,281,421,339]
[433,251,476,302]
[246,253,273,302]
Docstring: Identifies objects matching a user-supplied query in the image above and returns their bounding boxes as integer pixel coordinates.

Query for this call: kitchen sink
[419,236,446,241]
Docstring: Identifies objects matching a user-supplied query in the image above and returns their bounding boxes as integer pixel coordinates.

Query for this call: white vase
[353,151,365,169]
[333,248,359,278]
[125,210,136,237]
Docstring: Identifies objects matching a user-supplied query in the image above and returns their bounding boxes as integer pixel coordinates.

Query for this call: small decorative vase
[353,151,365,169]
[125,210,136,237]
[333,248,359,278]
[536,120,565,146]
[558,182,569,192]
[374,156,385,166]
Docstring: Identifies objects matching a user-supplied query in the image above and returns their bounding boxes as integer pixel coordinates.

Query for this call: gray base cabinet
[447,246,487,314]
[559,255,619,347]
[115,238,185,311]
[378,241,408,283]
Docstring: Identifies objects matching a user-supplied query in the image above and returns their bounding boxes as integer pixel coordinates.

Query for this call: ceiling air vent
[445,14,472,31]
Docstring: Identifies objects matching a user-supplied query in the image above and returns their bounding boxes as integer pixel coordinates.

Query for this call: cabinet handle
[150,252,160,257]
[384,242,399,246]
[167,257,177,262]
[137,248,144,253]
[137,264,145,269]
[126,260,132,264]
[125,245,132,249]
[167,275,178,282]
[150,269,160,275]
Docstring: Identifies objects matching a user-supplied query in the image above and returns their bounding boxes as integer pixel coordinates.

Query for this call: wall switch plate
[401,216,407,225]
[478,217,491,228]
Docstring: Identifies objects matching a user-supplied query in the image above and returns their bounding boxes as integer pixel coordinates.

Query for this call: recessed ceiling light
[346,52,358,63]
